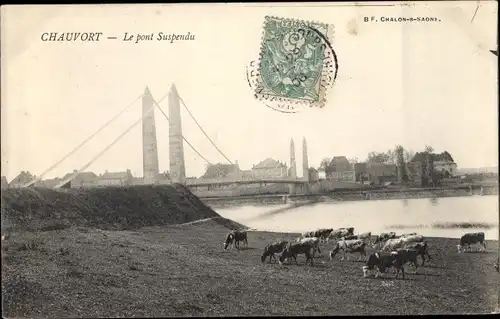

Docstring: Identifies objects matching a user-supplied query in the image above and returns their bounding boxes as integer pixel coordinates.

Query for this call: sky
[1,1,498,182]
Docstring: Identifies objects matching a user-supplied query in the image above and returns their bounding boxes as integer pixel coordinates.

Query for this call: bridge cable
[177,94,234,165]
[54,93,168,188]
[22,93,143,187]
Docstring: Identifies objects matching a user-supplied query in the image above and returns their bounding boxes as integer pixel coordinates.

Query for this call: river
[216,195,499,240]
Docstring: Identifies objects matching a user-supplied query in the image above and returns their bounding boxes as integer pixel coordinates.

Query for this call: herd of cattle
[223,228,491,279]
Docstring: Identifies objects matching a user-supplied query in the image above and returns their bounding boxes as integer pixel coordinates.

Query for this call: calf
[279,242,315,266]
[223,230,248,250]
[261,240,288,263]
[403,241,431,266]
[457,232,486,253]
[329,239,367,261]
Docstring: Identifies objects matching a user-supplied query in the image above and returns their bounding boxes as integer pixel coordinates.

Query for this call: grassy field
[2,220,499,317]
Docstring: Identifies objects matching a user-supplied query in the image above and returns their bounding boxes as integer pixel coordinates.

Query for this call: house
[1,176,8,189]
[60,170,99,188]
[406,162,423,185]
[97,169,134,187]
[355,163,398,184]
[251,158,288,178]
[8,171,35,188]
[35,177,63,188]
[201,162,242,180]
[327,156,352,174]
[317,169,327,180]
[410,151,457,177]
[329,171,356,183]
[308,168,319,182]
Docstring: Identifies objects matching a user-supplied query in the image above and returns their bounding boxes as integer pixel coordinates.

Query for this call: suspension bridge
[21,84,311,195]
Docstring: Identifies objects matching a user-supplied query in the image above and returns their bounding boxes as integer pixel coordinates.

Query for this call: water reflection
[216,195,499,240]
[429,197,439,206]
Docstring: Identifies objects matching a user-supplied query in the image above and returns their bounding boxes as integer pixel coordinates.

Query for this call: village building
[410,151,457,177]
[251,158,288,178]
[97,169,134,187]
[60,171,99,188]
[201,162,242,180]
[355,163,398,185]
[8,171,35,188]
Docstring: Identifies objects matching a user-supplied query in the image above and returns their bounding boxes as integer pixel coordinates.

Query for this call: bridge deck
[185,179,307,187]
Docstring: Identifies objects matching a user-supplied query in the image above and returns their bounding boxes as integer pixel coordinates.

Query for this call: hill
[1,184,247,232]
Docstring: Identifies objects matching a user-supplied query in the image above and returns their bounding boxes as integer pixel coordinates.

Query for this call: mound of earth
[1,183,247,232]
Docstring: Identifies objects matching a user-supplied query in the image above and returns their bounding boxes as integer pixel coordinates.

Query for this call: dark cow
[278,241,315,266]
[224,230,248,250]
[403,241,431,266]
[457,232,486,253]
[316,228,334,242]
[329,239,367,261]
[372,232,397,248]
[363,249,418,279]
[261,240,288,263]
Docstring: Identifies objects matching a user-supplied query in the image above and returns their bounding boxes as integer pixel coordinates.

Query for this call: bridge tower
[142,87,160,184]
[169,83,186,184]
[302,137,311,194]
[302,137,309,182]
[288,138,297,195]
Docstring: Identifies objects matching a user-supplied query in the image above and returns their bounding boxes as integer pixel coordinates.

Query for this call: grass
[2,221,499,317]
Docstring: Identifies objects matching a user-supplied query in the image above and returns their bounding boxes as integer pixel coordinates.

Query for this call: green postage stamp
[247,16,338,113]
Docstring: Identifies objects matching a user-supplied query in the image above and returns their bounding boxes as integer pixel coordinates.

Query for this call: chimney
[235,160,239,166]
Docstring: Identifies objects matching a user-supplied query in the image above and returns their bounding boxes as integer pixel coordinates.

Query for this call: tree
[386,149,397,164]
[424,145,435,187]
[366,151,391,164]
[319,158,331,173]
[404,150,415,163]
[394,145,406,184]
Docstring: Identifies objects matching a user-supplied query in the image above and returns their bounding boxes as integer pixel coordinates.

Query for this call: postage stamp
[246,16,338,113]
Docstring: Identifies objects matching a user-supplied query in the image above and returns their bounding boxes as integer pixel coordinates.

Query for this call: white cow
[381,235,424,252]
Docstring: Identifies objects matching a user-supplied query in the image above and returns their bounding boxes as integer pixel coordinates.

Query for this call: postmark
[246,16,338,113]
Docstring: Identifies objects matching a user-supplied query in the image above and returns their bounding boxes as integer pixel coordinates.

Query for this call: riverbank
[201,184,499,208]
[2,221,498,317]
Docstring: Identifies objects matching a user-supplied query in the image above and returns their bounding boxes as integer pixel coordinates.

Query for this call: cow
[381,235,424,252]
[261,240,288,263]
[316,228,334,243]
[278,241,315,266]
[223,230,248,250]
[329,239,367,261]
[457,232,486,253]
[298,237,321,256]
[372,232,397,248]
[357,232,372,245]
[363,249,417,279]
[300,228,333,243]
[327,227,355,243]
[403,241,431,266]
